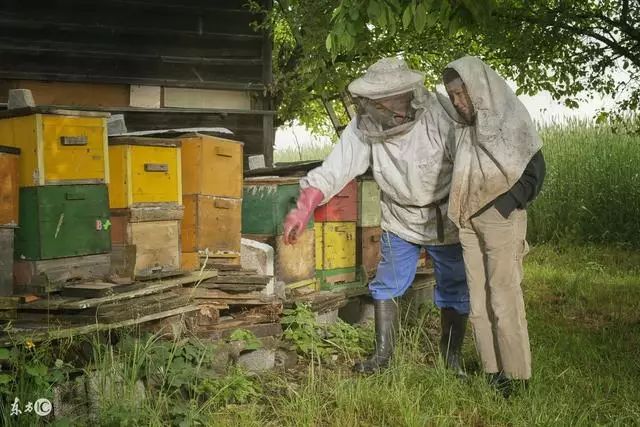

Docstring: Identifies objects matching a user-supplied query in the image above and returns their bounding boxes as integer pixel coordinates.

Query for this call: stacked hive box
[357,178,382,279]
[314,180,359,288]
[108,137,183,279]
[180,133,243,271]
[0,146,20,296]
[242,177,316,288]
[0,108,112,293]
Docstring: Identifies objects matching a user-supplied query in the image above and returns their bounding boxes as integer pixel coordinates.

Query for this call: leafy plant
[0,339,75,425]
[194,366,261,407]
[229,329,263,351]
[282,303,373,362]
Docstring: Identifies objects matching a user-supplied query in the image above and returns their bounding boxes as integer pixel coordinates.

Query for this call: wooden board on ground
[0,309,17,321]
[205,273,271,285]
[0,296,20,310]
[288,290,349,314]
[200,282,266,293]
[176,287,275,306]
[19,271,216,310]
[92,293,192,323]
[61,281,146,298]
[0,305,200,346]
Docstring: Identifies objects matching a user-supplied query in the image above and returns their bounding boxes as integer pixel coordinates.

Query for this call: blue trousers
[369,231,470,315]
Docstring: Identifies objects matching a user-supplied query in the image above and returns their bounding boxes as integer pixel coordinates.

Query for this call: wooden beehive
[314,180,358,222]
[358,179,381,227]
[357,226,382,279]
[0,108,109,186]
[0,227,14,296]
[13,253,111,294]
[182,195,242,268]
[110,206,183,279]
[14,184,112,260]
[314,221,357,270]
[181,133,243,198]
[242,177,312,236]
[0,146,20,226]
[108,137,182,208]
[243,231,316,285]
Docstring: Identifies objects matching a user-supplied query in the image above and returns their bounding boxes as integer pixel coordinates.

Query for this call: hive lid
[108,136,180,148]
[243,176,302,185]
[0,106,110,119]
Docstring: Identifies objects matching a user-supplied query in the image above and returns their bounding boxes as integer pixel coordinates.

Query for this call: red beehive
[314,180,358,222]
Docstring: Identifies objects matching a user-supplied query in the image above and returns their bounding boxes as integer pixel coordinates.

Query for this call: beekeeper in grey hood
[282,57,470,375]
[442,56,546,397]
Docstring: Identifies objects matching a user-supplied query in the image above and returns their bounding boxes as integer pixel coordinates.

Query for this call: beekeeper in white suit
[442,56,546,397]
[282,57,470,374]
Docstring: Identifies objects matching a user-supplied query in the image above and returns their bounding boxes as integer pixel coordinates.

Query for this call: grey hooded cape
[443,56,543,228]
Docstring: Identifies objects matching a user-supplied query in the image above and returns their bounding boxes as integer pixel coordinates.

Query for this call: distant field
[276,121,640,247]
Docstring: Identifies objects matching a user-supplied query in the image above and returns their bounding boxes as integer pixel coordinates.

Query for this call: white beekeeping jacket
[300,89,459,246]
[443,56,543,228]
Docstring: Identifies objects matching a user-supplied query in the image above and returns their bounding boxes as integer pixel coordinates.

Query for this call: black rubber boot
[353,299,399,374]
[488,373,528,399]
[439,308,468,377]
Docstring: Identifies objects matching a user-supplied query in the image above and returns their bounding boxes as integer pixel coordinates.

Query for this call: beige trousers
[458,206,531,379]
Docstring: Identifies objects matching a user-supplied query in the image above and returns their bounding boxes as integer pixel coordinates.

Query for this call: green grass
[276,120,640,247]
[529,121,640,247]
[274,139,333,163]
[237,244,640,426]
[2,246,639,426]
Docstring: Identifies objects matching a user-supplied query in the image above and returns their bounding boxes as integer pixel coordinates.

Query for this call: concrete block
[248,155,265,170]
[359,300,375,324]
[238,348,276,372]
[315,309,339,326]
[275,348,298,370]
[241,238,275,296]
[107,114,127,136]
[8,89,35,109]
[338,297,362,324]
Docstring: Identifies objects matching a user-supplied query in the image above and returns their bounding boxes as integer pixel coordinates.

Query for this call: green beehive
[358,179,381,227]
[242,177,313,236]
[15,184,111,260]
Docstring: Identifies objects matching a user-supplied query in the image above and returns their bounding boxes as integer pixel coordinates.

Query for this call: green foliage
[250,0,491,132]
[327,0,495,55]
[194,366,261,407]
[242,245,640,426]
[90,331,261,425]
[282,303,373,362]
[229,329,263,351]
[259,0,640,133]
[0,339,75,426]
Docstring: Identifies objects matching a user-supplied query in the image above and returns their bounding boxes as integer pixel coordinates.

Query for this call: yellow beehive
[314,222,357,270]
[0,108,109,186]
[108,137,182,208]
[180,133,243,198]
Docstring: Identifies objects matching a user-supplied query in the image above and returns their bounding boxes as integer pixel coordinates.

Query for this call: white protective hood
[301,89,459,246]
[443,56,543,228]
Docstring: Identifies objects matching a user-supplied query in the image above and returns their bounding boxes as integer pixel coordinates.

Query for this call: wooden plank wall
[0,0,275,167]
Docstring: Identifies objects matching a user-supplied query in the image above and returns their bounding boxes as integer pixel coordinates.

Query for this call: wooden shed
[0,0,275,167]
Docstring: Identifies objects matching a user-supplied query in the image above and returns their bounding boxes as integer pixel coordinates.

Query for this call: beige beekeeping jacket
[443,56,543,229]
[300,89,459,246]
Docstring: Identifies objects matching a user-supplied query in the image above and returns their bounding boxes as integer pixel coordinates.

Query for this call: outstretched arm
[283,120,371,244]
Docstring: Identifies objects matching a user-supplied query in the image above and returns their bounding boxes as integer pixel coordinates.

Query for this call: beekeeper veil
[443,56,543,228]
[348,57,429,142]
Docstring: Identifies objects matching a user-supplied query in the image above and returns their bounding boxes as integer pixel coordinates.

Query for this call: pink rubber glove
[283,187,324,245]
